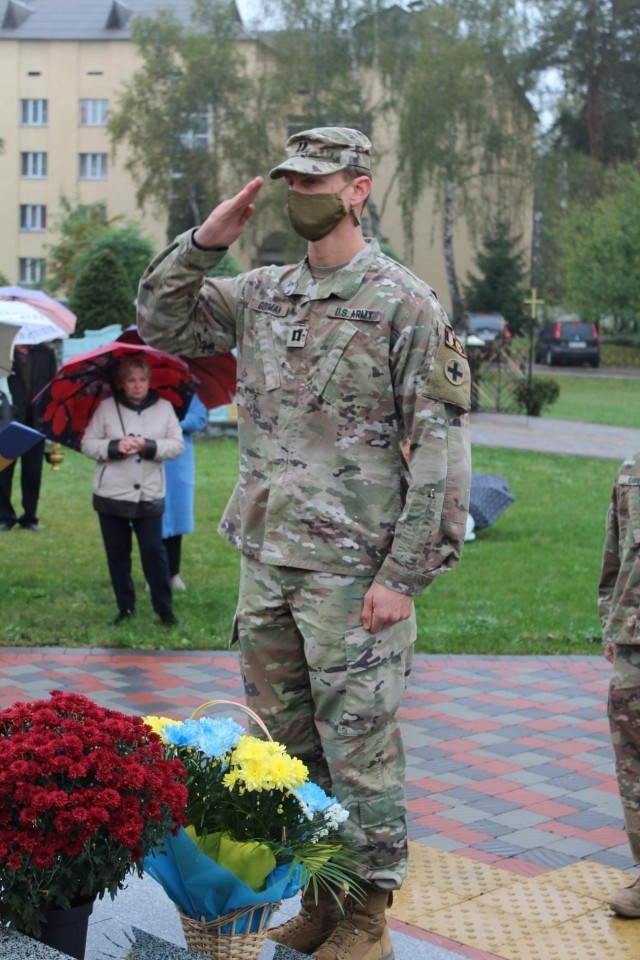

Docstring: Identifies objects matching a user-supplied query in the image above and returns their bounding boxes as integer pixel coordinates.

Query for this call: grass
[0,433,618,655]
[538,373,640,428]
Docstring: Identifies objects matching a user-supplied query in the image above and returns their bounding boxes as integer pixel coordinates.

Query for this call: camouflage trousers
[608,645,640,863]
[234,555,416,889]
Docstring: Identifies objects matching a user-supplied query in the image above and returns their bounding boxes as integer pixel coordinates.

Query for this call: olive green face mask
[286,190,350,241]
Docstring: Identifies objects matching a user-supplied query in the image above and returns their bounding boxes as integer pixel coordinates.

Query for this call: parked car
[534,320,599,368]
[458,313,511,347]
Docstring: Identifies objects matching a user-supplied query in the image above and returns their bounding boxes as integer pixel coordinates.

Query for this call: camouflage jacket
[138,232,471,595]
[599,451,640,644]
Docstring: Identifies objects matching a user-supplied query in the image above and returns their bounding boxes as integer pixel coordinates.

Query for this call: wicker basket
[179,700,283,960]
[179,901,279,960]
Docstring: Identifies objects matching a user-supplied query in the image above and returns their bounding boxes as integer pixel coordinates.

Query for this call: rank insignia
[287,326,307,348]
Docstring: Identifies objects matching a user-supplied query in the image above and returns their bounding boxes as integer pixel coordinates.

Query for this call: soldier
[137,127,471,960]
[601,450,640,917]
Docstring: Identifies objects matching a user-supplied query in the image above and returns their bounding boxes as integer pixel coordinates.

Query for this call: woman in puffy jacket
[81,356,184,626]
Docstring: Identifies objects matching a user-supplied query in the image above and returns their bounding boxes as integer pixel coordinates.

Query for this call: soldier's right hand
[194,177,264,250]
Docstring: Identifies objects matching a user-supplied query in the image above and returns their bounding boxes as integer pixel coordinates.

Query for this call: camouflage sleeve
[375,300,471,595]
[136,230,241,357]
[599,455,640,643]
[598,480,621,631]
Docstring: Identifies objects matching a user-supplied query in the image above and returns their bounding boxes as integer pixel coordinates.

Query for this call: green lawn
[539,373,639,428]
[0,435,616,654]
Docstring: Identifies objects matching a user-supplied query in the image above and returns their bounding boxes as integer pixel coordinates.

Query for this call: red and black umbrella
[33,341,198,452]
[117,327,236,411]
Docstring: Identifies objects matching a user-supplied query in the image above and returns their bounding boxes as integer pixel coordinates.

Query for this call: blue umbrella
[469,474,515,530]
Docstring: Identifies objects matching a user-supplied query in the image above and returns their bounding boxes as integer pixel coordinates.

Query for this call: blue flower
[162,719,199,748]
[197,717,244,758]
[163,717,244,756]
[294,781,335,815]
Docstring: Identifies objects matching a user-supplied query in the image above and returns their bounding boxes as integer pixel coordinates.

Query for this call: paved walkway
[1,648,638,960]
[470,413,640,461]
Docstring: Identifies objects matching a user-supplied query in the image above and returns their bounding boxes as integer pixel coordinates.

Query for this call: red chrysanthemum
[0,690,187,939]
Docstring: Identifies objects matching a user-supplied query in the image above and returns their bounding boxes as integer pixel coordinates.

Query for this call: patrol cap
[269,127,372,180]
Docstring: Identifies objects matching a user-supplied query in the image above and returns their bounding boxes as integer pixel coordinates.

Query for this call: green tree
[45,199,153,300]
[45,200,110,295]
[76,227,154,300]
[379,0,535,323]
[464,219,528,334]
[109,0,269,243]
[555,163,640,330]
[69,249,136,335]
[531,0,640,166]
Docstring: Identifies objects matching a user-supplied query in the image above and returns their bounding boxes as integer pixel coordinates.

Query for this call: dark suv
[535,320,599,368]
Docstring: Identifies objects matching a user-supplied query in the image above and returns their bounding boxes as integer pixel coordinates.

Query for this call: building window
[21,152,47,178]
[79,99,109,126]
[179,114,209,151]
[79,153,107,179]
[19,204,47,231]
[21,99,48,125]
[19,258,45,285]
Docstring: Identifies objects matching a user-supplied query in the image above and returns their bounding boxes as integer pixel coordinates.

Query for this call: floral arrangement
[143,712,357,929]
[0,690,188,938]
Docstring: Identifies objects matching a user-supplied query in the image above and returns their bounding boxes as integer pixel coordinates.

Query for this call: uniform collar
[283,238,381,302]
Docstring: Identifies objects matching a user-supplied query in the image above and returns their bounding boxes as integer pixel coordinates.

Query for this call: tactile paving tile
[498,909,640,960]
[390,843,518,924]
[391,847,640,960]
[533,859,636,903]
[413,900,543,954]
[474,877,601,926]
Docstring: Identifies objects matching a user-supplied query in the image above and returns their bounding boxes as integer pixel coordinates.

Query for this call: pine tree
[464,221,528,335]
[69,249,136,336]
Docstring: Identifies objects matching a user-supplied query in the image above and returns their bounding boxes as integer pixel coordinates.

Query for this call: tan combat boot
[267,883,346,954]
[610,878,640,917]
[312,884,395,960]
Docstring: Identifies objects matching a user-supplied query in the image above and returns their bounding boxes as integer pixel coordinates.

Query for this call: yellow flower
[223,736,308,792]
[143,715,177,740]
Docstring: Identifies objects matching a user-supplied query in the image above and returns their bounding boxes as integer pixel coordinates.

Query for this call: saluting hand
[194,177,264,250]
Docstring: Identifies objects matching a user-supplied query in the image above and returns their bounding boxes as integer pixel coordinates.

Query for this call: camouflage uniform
[600,451,640,861]
[137,128,471,888]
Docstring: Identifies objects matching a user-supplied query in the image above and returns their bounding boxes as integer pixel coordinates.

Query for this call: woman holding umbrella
[81,355,184,626]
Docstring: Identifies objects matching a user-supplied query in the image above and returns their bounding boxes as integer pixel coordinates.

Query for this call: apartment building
[0,0,532,314]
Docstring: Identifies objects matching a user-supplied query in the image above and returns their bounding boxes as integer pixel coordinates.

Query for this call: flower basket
[143,699,357,959]
[179,700,281,960]
[178,902,278,960]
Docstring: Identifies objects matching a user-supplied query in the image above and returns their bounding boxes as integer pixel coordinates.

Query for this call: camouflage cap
[269,127,372,180]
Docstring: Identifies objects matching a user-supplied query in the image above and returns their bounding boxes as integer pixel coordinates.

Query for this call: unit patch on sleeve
[444,326,466,358]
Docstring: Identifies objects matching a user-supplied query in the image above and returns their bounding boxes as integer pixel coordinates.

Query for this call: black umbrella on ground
[469,474,515,530]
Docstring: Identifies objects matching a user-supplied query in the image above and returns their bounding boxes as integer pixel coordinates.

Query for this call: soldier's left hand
[362,582,412,634]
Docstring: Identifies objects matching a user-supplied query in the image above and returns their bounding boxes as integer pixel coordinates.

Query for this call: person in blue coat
[162,393,208,589]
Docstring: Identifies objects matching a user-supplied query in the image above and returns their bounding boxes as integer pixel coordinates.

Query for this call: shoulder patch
[444,326,466,358]
[424,337,471,412]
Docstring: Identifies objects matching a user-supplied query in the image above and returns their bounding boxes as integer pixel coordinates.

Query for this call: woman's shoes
[114,610,134,625]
